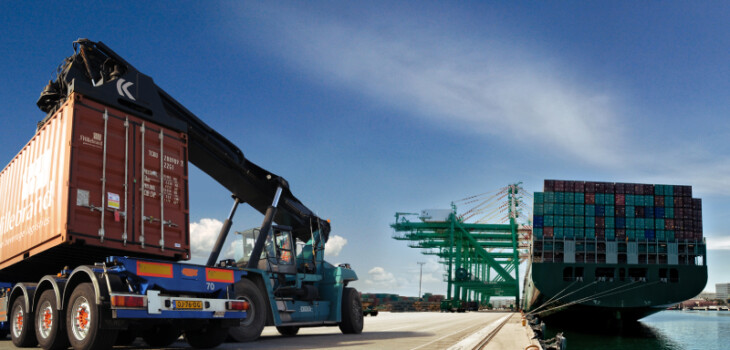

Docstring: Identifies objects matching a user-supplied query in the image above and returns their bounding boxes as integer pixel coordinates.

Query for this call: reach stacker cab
[0,38,362,349]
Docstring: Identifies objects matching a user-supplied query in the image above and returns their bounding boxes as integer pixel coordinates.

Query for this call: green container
[606,205,615,217]
[555,227,564,239]
[575,228,585,239]
[544,203,554,215]
[585,216,595,228]
[596,193,605,205]
[555,216,564,227]
[665,196,673,208]
[534,192,545,203]
[565,228,574,239]
[566,204,575,215]
[606,229,615,240]
[555,204,564,215]
[586,228,596,239]
[606,217,615,228]
[665,207,674,218]
[657,230,665,241]
[627,217,636,229]
[655,185,664,196]
[627,229,636,240]
[667,230,675,241]
[655,219,665,230]
[565,216,574,227]
[575,193,584,204]
[645,219,654,229]
[534,228,543,239]
[546,192,556,203]
[626,206,635,217]
[666,186,674,196]
[626,195,634,206]
[575,216,585,228]
[545,215,554,226]
[564,192,574,204]
[556,192,565,203]
[606,194,615,205]
[644,195,653,206]
[575,204,585,216]
[586,205,595,216]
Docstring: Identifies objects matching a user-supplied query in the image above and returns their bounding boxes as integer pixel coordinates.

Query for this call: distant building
[717,283,730,300]
[698,291,716,300]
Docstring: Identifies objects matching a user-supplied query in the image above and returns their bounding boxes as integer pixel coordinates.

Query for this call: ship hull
[525,262,707,326]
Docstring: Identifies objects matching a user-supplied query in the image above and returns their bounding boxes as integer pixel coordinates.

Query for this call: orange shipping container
[0,94,189,282]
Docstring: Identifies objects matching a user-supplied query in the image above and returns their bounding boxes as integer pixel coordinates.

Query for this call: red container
[665,219,674,230]
[585,193,595,204]
[654,196,663,207]
[585,182,596,193]
[0,94,189,280]
[544,180,556,192]
[615,194,625,205]
[595,217,605,228]
[574,181,585,192]
[615,183,626,194]
[555,180,565,192]
[544,227,554,237]
[615,206,625,216]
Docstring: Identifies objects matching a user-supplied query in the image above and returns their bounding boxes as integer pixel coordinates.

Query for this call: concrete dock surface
[0,311,541,349]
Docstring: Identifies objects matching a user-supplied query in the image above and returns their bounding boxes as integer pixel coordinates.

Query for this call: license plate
[174,300,203,310]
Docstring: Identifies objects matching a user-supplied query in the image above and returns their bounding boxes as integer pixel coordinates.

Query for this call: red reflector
[111,295,145,308]
[226,301,249,311]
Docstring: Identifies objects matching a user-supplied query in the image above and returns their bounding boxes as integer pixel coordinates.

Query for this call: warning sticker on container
[107,192,120,209]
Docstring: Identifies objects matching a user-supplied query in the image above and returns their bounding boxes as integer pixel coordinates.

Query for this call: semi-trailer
[0,39,362,349]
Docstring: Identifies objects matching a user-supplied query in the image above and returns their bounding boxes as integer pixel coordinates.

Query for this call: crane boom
[36,39,330,243]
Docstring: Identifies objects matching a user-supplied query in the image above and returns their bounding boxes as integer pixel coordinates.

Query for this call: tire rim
[239,296,255,326]
[38,300,54,339]
[12,305,23,338]
[71,296,91,341]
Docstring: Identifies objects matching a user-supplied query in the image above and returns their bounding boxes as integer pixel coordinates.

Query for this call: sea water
[544,310,730,350]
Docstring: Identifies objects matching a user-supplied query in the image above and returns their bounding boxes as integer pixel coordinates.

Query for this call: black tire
[371,310,379,317]
[35,290,69,350]
[114,329,137,346]
[276,326,299,336]
[185,321,228,349]
[228,279,266,342]
[10,296,37,347]
[338,287,363,334]
[66,283,118,350]
[142,324,180,347]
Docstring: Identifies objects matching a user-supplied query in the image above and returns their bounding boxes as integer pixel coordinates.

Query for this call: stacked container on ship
[524,180,707,326]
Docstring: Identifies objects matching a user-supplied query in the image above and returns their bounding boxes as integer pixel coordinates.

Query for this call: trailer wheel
[185,321,228,349]
[142,324,180,346]
[338,287,363,334]
[371,310,379,317]
[35,290,69,350]
[66,283,117,350]
[276,326,299,336]
[10,296,37,347]
[228,279,266,342]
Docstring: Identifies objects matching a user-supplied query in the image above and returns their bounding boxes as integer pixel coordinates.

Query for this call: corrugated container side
[0,94,189,281]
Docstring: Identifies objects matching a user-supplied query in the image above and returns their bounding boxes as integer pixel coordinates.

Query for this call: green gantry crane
[392,184,532,310]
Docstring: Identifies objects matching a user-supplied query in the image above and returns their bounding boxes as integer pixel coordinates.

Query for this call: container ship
[523,180,707,326]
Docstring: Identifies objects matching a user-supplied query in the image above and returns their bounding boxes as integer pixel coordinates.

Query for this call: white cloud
[234,3,624,166]
[325,234,348,258]
[365,267,400,288]
[706,236,730,250]
[190,218,223,259]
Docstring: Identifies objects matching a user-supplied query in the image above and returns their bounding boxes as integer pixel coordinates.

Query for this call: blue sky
[1,1,729,295]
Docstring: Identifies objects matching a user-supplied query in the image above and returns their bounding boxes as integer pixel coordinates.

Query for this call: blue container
[616,217,626,228]
[596,205,605,216]
[644,229,655,240]
[655,207,665,218]
[534,216,544,228]
[645,206,654,218]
